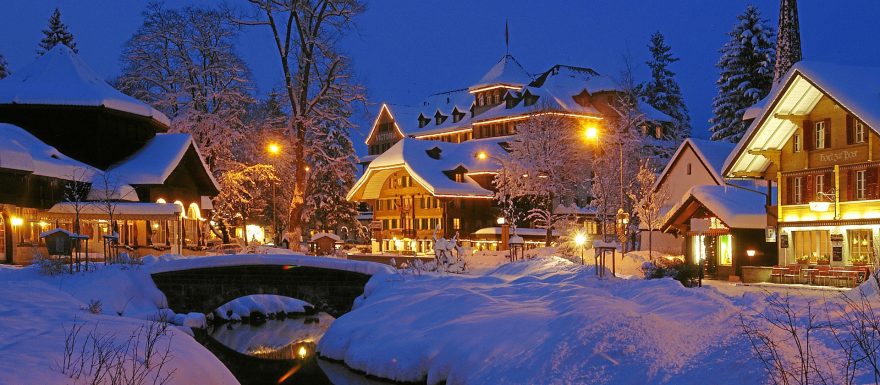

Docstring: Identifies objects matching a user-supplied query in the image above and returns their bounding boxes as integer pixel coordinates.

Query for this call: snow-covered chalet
[0,45,219,264]
[348,54,672,255]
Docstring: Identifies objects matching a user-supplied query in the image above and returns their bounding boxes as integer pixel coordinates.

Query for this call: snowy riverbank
[0,263,239,385]
[318,256,871,385]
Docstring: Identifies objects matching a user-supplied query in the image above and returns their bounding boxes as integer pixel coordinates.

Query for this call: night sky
[3,0,880,155]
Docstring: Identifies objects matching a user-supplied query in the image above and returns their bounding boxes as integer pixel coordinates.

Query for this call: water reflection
[206,313,402,385]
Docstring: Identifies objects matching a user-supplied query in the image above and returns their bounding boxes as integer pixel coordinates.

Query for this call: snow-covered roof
[725,61,880,177]
[663,185,770,230]
[0,45,170,126]
[39,228,73,238]
[469,54,533,91]
[310,233,341,242]
[104,133,220,192]
[553,203,598,216]
[655,138,736,190]
[473,227,561,237]
[0,123,99,179]
[45,202,183,219]
[349,137,507,200]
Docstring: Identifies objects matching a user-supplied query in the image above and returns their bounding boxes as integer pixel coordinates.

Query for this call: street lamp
[266,142,281,246]
[616,208,629,251]
[574,232,587,265]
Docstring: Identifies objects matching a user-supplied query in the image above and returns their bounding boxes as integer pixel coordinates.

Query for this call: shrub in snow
[641,258,699,287]
[86,299,102,315]
[33,253,65,276]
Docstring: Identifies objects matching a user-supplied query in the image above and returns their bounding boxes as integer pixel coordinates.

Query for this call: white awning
[43,202,182,221]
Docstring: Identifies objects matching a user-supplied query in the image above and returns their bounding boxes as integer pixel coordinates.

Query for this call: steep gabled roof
[105,133,220,194]
[0,123,99,179]
[0,45,170,126]
[724,61,880,177]
[469,54,533,91]
[655,138,736,190]
[348,137,507,200]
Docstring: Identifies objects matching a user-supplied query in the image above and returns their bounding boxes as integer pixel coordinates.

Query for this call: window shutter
[786,176,794,204]
[825,171,834,196]
[805,174,814,201]
[803,120,813,150]
[872,167,880,200]
[848,170,854,201]
[824,118,832,148]
[846,114,854,145]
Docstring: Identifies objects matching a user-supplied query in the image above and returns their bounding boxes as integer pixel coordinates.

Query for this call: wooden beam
[773,113,808,121]
[748,149,781,166]
[731,171,765,178]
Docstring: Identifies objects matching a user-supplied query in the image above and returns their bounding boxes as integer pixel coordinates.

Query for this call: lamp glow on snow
[574,233,587,247]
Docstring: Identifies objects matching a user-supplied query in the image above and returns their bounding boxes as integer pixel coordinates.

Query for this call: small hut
[308,233,341,256]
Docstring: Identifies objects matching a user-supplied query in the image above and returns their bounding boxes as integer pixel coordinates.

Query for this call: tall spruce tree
[709,5,775,143]
[641,31,691,144]
[38,8,77,55]
[0,53,8,79]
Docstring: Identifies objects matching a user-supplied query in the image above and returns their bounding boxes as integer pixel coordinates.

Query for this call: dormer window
[418,115,430,128]
[493,91,500,105]
[655,126,662,139]
[454,173,463,183]
[523,94,538,107]
[453,111,464,123]
[435,114,447,125]
[478,93,485,106]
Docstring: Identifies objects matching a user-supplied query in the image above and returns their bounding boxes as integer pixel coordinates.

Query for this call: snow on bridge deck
[146,253,396,276]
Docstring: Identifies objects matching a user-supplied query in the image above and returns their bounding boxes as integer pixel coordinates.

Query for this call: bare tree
[64,168,93,273]
[494,108,591,246]
[91,172,135,264]
[626,159,670,258]
[236,0,366,244]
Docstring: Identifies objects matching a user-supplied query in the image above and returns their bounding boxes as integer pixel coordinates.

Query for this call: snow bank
[318,256,764,384]
[146,253,396,276]
[0,269,237,385]
[215,294,312,320]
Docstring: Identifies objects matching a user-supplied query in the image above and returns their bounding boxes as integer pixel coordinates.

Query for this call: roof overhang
[723,69,875,178]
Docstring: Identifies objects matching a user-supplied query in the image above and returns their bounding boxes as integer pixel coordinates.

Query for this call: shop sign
[765,226,776,242]
[817,149,858,165]
[831,233,844,246]
[690,218,710,233]
[780,234,789,248]
[833,246,843,262]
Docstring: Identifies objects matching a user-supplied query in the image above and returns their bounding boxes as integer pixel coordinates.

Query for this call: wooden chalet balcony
[374,228,432,239]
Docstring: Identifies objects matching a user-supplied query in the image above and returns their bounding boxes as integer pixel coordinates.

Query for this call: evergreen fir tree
[641,31,691,144]
[302,123,360,237]
[38,8,78,55]
[709,5,775,143]
[0,53,8,80]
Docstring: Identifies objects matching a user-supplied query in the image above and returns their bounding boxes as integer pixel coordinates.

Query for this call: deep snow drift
[0,264,238,385]
[318,256,822,385]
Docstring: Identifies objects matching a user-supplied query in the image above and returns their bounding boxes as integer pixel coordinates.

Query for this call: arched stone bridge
[148,254,395,318]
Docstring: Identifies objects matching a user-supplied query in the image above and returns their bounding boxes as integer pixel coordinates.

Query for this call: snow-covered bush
[86,300,102,315]
[641,257,699,287]
[33,253,65,276]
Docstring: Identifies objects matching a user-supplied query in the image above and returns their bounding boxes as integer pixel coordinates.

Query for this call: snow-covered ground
[215,294,312,320]
[319,255,872,385]
[0,264,238,385]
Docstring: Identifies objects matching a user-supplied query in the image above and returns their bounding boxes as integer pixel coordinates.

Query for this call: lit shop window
[718,235,733,266]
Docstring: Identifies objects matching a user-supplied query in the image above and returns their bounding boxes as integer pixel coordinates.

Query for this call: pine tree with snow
[641,31,690,144]
[709,5,775,143]
[301,121,360,238]
[38,8,78,55]
[0,53,8,80]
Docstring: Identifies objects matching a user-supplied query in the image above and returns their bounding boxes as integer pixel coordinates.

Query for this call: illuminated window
[717,234,733,266]
[692,235,706,263]
[478,94,485,106]
[792,230,830,264]
[793,134,801,152]
[815,121,826,149]
[453,218,460,229]
[856,170,867,200]
[855,121,867,143]
[815,174,824,200]
[848,229,873,264]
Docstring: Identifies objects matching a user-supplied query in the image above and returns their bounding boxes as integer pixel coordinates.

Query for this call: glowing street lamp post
[267,143,281,246]
[574,232,587,265]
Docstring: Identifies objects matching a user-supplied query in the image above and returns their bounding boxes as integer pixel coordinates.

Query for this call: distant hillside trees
[709,5,776,143]
[0,53,8,79]
[38,8,78,55]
